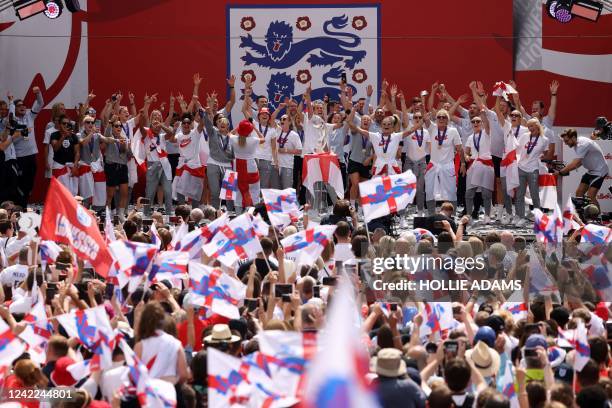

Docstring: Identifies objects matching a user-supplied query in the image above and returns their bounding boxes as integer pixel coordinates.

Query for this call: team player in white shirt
[464,112,494,224]
[424,109,466,215]
[402,112,429,216]
[271,113,302,189]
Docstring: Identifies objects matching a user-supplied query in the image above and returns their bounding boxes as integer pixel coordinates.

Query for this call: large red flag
[40,178,112,277]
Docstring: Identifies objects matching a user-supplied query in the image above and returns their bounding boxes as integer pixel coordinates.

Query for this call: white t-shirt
[254,120,276,161]
[428,125,462,164]
[405,128,430,162]
[369,132,403,165]
[230,133,260,160]
[303,115,331,155]
[0,264,28,288]
[276,129,302,169]
[144,131,167,162]
[574,137,608,177]
[334,243,353,262]
[43,127,56,177]
[140,330,182,380]
[517,132,549,173]
[465,131,492,161]
[176,129,202,167]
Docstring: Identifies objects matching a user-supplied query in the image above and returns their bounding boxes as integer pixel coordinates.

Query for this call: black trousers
[16,154,37,207]
[0,159,19,204]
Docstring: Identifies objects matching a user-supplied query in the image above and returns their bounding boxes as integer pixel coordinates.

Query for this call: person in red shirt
[176,306,228,352]
[4,359,48,408]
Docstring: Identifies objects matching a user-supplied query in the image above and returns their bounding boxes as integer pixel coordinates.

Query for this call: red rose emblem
[241,70,256,83]
[352,16,367,30]
[296,69,312,84]
[352,69,367,84]
[240,16,256,31]
[296,16,312,31]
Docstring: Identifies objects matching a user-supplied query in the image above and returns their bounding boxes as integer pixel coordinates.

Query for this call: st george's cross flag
[359,170,417,222]
[302,152,344,200]
[175,213,229,259]
[109,240,159,292]
[419,302,454,336]
[262,188,302,228]
[40,177,113,277]
[188,262,246,319]
[148,251,189,288]
[281,225,337,266]
[219,170,238,201]
[562,196,581,233]
[0,318,26,366]
[581,224,612,245]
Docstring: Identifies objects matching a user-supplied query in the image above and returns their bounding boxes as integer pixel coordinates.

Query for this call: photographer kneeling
[556,128,608,210]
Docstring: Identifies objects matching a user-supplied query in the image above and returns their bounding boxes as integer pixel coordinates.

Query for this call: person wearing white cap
[371,348,426,408]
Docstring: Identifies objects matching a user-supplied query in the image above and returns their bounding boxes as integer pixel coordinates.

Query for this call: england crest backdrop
[227,4,380,122]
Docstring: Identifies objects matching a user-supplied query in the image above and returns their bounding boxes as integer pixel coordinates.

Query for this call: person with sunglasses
[171,112,206,208]
[8,86,43,207]
[401,111,429,216]
[272,113,302,189]
[464,113,494,224]
[50,114,80,195]
[242,99,279,190]
[423,110,466,215]
[103,116,131,222]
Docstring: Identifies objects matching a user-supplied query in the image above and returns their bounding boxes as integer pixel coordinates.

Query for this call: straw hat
[372,348,407,377]
[204,324,240,344]
[465,340,500,378]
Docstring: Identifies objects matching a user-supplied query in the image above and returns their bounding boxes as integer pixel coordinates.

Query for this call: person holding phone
[103,117,130,222]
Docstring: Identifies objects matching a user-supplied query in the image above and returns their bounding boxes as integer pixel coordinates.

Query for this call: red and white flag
[203,214,263,267]
[0,319,26,366]
[219,170,238,201]
[420,302,454,336]
[91,159,107,208]
[563,196,581,233]
[303,278,379,408]
[501,302,528,322]
[188,262,246,319]
[581,224,612,245]
[281,225,337,266]
[149,251,189,288]
[302,152,344,200]
[262,188,302,228]
[208,348,298,408]
[501,135,519,197]
[109,240,159,292]
[40,177,113,277]
[170,222,189,250]
[359,170,417,222]
[175,213,229,260]
[258,330,318,399]
[492,81,518,100]
[132,127,172,181]
[538,169,558,210]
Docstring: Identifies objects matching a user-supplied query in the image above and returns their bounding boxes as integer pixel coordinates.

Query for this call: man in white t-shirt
[0,247,29,288]
[425,110,466,215]
[557,128,609,209]
[515,119,551,225]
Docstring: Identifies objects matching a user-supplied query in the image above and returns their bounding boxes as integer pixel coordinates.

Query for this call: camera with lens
[594,116,612,140]
[7,119,28,137]
[542,159,565,173]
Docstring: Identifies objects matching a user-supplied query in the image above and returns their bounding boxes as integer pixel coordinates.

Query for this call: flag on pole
[149,251,189,287]
[203,214,263,267]
[0,319,26,365]
[303,278,379,408]
[170,222,189,250]
[573,321,591,372]
[281,225,337,266]
[528,248,558,295]
[581,224,612,245]
[40,178,113,277]
[533,208,563,249]
[359,170,417,222]
[419,302,454,336]
[188,262,246,319]
[219,170,238,201]
[109,240,159,292]
[262,188,302,228]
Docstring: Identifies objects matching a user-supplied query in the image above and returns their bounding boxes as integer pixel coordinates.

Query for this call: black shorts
[580,173,607,189]
[492,156,501,178]
[104,162,129,187]
[348,159,370,179]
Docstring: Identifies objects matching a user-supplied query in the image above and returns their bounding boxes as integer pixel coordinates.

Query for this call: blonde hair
[436,109,450,120]
[81,115,94,126]
[526,118,544,136]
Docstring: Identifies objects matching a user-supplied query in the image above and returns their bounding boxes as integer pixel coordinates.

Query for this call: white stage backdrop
[227,4,380,124]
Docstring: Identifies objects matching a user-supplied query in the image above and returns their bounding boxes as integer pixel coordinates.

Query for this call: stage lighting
[44,0,62,19]
[12,0,47,20]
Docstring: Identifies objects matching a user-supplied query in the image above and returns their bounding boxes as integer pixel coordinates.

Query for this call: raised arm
[427,82,438,113]
[224,75,236,112]
[164,94,176,126]
[386,84,398,115]
[303,83,313,119]
[192,73,202,100]
[449,94,468,125]
[31,87,43,116]
[481,107,491,135]
[547,80,559,124]
[493,96,505,125]
[128,92,137,118]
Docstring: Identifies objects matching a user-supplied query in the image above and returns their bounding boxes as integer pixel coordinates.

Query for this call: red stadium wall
[20,0,611,202]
